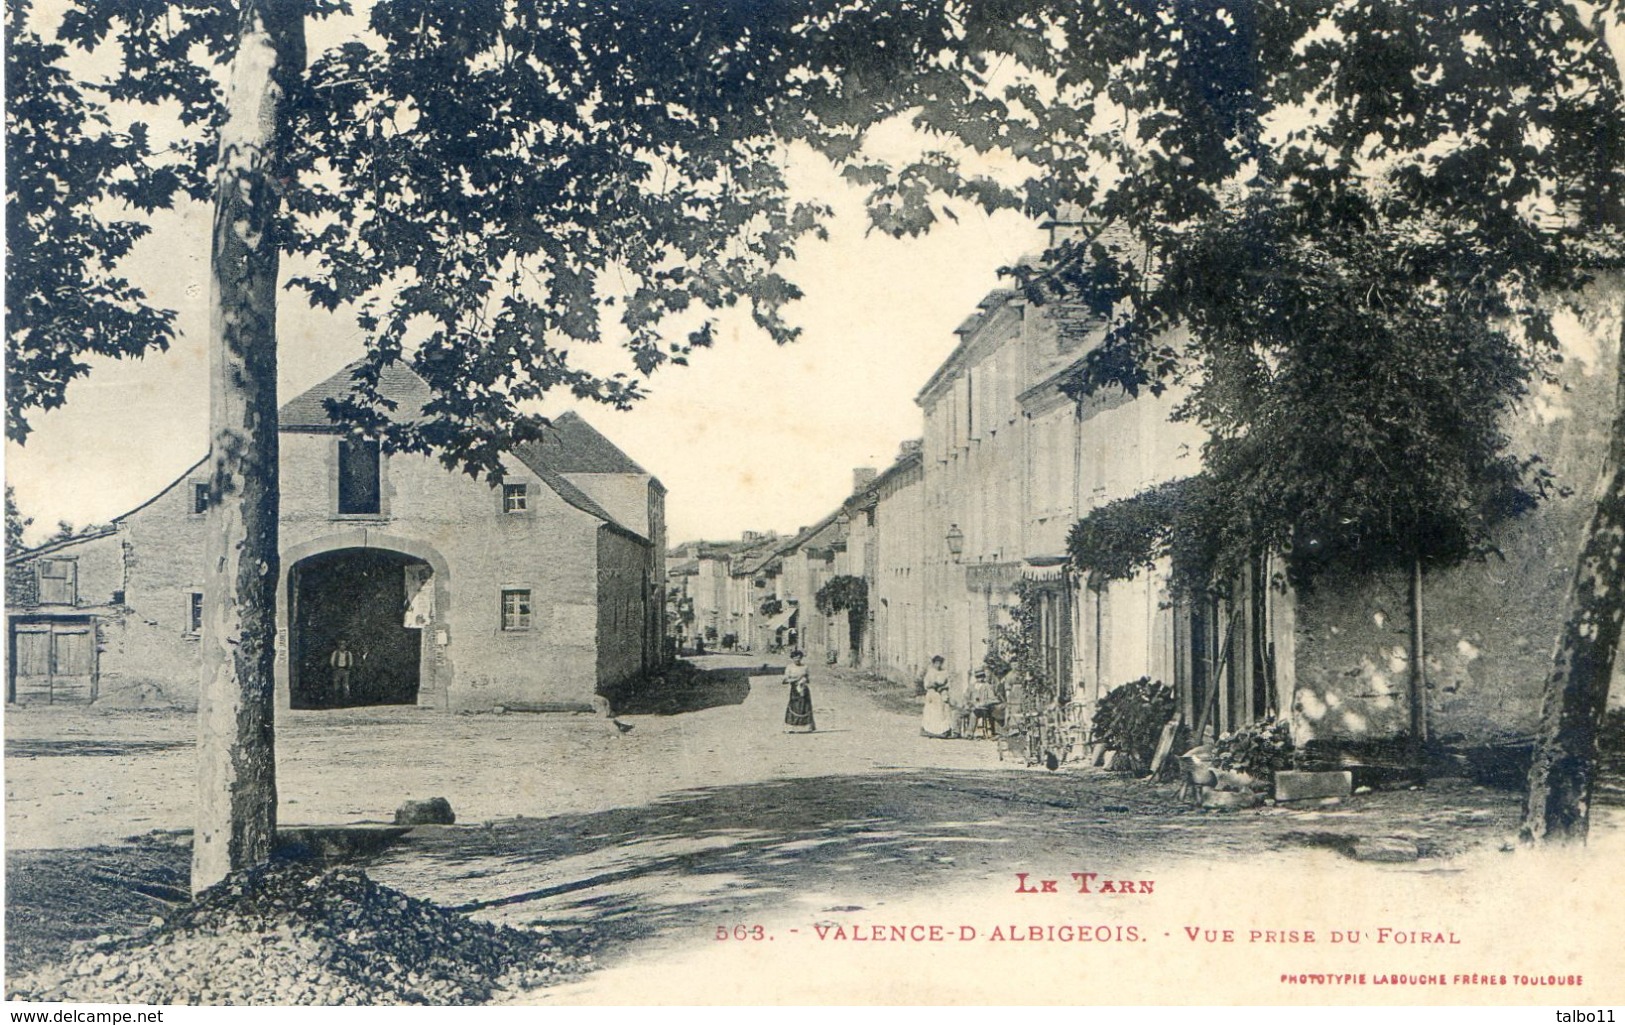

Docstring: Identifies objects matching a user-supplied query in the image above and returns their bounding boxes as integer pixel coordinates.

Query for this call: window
[186,592,204,635]
[192,482,209,515]
[338,439,381,515]
[501,589,532,631]
[503,483,528,513]
[37,559,76,605]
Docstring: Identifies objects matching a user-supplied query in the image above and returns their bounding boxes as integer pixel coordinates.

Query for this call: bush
[1212,716,1296,783]
[1092,677,1177,773]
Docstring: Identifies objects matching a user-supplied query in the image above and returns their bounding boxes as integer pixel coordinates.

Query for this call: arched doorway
[288,547,432,709]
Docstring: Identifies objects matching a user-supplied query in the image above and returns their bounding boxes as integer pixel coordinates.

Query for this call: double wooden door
[10,618,97,705]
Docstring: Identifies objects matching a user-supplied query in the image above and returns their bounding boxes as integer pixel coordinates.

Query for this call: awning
[965,561,1024,591]
[1022,556,1070,583]
[765,606,799,632]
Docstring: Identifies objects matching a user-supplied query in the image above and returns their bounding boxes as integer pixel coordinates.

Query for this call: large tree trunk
[1407,556,1427,768]
[193,0,305,895]
[1521,297,1625,845]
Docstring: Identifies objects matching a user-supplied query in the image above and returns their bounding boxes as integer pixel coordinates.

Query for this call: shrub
[1091,677,1177,773]
[1212,716,1296,783]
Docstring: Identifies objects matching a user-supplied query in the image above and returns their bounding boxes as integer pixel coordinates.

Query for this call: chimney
[742,530,760,543]
[1043,201,1088,250]
[853,467,877,492]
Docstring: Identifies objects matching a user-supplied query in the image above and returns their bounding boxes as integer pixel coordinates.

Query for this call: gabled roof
[508,450,621,525]
[278,362,649,535]
[279,360,434,431]
[746,507,846,571]
[523,411,648,475]
[5,525,119,565]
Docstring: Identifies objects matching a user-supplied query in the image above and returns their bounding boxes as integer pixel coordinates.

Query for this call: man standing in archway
[329,637,354,705]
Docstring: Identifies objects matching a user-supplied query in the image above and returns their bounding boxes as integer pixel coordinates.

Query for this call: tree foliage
[815,573,868,656]
[814,574,867,619]
[3,0,193,443]
[851,1,1625,588]
[6,0,998,474]
[5,486,32,552]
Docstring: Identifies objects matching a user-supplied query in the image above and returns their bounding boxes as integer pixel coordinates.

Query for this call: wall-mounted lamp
[945,523,964,563]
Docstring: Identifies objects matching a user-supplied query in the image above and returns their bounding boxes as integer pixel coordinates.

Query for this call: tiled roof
[506,448,621,526]
[523,411,648,475]
[5,525,119,565]
[279,361,638,533]
[279,360,433,431]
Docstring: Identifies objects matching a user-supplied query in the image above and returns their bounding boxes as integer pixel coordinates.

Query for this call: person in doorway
[782,650,816,733]
[921,654,954,738]
[329,638,355,704]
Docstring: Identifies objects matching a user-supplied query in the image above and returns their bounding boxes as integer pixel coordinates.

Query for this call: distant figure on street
[329,638,355,704]
[921,654,954,738]
[783,650,816,733]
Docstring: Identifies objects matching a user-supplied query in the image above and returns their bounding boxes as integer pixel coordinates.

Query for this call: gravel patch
[7,863,591,1005]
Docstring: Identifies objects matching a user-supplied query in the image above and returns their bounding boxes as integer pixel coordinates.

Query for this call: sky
[4,139,1046,547]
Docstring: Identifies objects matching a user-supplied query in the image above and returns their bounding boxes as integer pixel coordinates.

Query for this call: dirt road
[8,655,1624,1003]
[6,655,994,852]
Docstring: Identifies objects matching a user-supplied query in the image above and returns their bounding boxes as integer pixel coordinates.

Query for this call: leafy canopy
[11,0,1625,566]
[6,0,995,471]
[839,0,1625,588]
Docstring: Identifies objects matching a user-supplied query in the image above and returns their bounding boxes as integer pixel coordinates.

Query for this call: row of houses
[679,218,1624,749]
[6,362,668,713]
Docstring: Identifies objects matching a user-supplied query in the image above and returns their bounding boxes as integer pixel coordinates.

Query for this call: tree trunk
[1407,556,1427,768]
[1521,300,1625,845]
[193,0,305,895]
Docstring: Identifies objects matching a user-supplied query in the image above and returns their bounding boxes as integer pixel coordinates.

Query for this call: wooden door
[50,625,96,703]
[11,624,53,704]
[9,620,96,705]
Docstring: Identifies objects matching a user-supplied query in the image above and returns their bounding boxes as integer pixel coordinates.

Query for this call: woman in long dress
[783,650,816,732]
[921,655,954,738]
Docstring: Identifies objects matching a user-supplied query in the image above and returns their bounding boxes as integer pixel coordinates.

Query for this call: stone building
[903,230,1625,746]
[851,443,926,684]
[907,260,1207,716]
[5,362,667,712]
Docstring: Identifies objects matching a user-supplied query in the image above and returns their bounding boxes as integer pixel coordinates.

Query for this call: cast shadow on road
[4,825,416,980]
[357,768,1535,966]
[5,766,1534,984]
[612,662,776,717]
[6,739,192,759]
[361,768,1192,958]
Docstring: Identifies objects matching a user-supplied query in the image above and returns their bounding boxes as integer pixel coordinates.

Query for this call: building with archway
[5,362,666,712]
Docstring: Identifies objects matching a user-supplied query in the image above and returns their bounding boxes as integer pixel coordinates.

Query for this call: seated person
[969,669,1000,736]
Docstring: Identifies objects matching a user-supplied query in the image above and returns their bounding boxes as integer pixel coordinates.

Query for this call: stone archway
[276,531,450,710]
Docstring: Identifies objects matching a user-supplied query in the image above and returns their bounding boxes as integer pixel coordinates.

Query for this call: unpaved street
[8,656,1625,1003]
[6,656,997,851]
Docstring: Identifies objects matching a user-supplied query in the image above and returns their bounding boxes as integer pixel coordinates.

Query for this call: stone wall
[1292,279,1625,745]
[596,527,651,694]
[7,432,653,712]
[113,465,213,705]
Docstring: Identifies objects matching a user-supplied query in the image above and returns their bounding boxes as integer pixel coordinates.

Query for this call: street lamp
[945,523,964,563]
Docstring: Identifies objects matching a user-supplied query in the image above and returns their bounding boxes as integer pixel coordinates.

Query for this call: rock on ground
[1352,837,1421,862]
[6,863,590,1005]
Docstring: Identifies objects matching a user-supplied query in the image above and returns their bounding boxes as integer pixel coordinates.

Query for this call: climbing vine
[815,575,868,661]
[984,580,1053,715]
[1066,474,1232,598]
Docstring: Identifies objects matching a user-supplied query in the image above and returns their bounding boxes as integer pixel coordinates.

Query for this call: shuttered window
[338,439,381,514]
[37,559,76,605]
